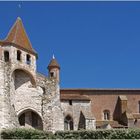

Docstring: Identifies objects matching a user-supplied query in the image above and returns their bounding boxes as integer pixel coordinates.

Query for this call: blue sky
[0,2,140,88]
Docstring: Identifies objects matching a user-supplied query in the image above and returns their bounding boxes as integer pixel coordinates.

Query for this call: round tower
[47,55,60,83]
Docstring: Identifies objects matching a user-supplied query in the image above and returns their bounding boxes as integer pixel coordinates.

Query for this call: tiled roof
[48,58,60,70]
[1,17,37,56]
[60,93,90,101]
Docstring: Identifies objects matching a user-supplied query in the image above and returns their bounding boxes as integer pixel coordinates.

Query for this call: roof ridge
[13,18,19,43]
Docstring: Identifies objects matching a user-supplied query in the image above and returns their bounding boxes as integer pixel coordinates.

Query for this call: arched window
[4,51,9,62]
[17,50,21,61]
[64,115,73,130]
[18,110,43,130]
[103,110,110,120]
[26,54,31,65]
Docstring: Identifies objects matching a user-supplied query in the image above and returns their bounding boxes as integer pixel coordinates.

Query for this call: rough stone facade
[0,43,64,132]
[61,100,95,130]
[0,17,140,132]
[0,17,95,132]
[61,89,140,128]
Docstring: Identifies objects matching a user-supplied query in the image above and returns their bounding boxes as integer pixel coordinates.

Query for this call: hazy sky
[0,1,140,88]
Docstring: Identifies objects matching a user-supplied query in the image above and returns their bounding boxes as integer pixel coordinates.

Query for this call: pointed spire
[4,17,37,55]
[48,56,60,70]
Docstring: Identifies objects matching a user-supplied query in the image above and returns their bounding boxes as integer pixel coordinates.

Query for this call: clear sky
[0,1,140,88]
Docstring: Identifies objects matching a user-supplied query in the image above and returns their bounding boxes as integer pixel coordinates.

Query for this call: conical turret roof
[1,17,37,56]
[48,55,60,70]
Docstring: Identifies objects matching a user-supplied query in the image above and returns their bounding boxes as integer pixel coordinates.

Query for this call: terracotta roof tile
[48,57,60,70]
[2,17,37,56]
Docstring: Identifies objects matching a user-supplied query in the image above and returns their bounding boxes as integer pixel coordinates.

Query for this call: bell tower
[1,17,37,72]
[0,17,37,130]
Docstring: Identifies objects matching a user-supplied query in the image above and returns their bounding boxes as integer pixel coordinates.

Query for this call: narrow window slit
[17,50,21,61]
[4,51,9,62]
[26,54,31,65]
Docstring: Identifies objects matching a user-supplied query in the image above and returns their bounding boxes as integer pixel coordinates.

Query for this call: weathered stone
[0,18,96,132]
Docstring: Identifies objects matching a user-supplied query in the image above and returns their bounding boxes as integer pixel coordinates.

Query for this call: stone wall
[61,100,95,130]
[12,70,43,118]
[61,89,140,127]
[0,45,64,132]
[0,46,19,130]
[40,76,64,132]
[1,46,36,75]
[0,60,6,130]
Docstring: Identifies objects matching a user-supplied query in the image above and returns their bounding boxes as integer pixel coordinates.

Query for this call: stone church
[0,17,140,132]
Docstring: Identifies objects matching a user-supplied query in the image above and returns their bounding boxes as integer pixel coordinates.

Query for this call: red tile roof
[0,17,37,56]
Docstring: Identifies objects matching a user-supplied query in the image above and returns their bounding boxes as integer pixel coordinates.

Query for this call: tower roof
[48,56,60,70]
[0,17,37,56]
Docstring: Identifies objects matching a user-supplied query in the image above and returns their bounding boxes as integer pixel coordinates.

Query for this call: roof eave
[0,41,38,58]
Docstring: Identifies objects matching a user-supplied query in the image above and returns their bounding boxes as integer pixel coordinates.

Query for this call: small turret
[47,55,60,83]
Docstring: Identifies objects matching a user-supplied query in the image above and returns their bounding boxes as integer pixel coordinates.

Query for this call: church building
[0,17,139,132]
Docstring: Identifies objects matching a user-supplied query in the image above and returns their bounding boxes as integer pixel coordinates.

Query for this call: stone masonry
[0,17,95,132]
[0,17,65,132]
[2,17,140,131]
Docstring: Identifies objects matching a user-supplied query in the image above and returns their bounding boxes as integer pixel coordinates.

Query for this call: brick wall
[61,89,140,125]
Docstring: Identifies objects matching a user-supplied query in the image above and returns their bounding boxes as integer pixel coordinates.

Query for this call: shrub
[2,128,140,139]
[1,128,54,139]
[55,129,140,139]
